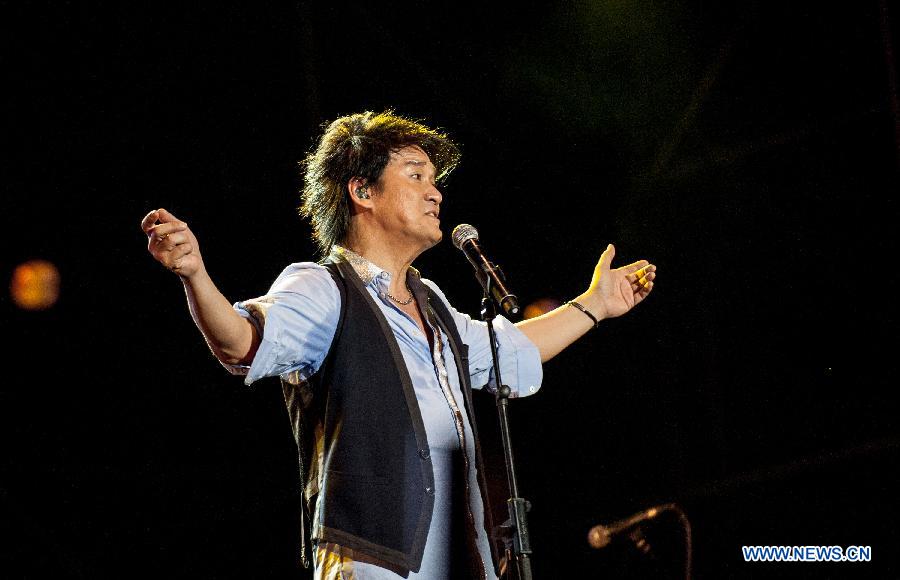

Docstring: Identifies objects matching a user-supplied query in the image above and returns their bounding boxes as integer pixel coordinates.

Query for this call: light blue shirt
[227,248,542,579]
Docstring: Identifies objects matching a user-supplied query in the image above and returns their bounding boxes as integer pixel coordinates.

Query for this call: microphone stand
[481,273,534,580]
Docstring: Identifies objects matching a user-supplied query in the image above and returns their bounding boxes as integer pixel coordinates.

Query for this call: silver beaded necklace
[386,285,414,305]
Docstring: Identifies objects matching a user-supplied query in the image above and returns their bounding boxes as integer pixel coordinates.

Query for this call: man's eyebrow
[403,159,436,178]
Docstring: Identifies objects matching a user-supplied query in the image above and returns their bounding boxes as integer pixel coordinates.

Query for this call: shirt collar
[329,244,422,288]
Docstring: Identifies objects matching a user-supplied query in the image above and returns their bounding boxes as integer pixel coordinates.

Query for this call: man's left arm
[516,244,656,363]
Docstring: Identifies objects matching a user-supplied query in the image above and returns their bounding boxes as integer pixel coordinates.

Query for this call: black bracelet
[566,300,599,328]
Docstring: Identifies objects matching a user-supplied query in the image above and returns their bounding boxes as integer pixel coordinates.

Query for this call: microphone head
[451,224,479,250]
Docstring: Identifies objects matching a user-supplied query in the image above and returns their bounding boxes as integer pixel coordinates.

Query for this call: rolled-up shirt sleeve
[422,279,543,397]
[224,263,340,386]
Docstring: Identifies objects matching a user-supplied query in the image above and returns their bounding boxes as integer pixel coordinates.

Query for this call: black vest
[281,259,496,575]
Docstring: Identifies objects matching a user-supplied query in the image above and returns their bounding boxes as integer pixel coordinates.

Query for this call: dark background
[2,1,898,578]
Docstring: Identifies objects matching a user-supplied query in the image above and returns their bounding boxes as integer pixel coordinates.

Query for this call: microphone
[451,224,520,316]
[587,503,677,549]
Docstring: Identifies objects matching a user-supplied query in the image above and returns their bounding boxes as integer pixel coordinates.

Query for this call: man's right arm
[141,208,260,367]
[181,270,260,366]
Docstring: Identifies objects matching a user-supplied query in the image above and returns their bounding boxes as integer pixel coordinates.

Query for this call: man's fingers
[142,208,187,240]
[623,260,650,275]
[141,210,160,234]
[626,264,656,283]
[168,242,197,273]
[148,221,188,243]
[142,208,195,275]
[598,243,615,270]
[153,230,190,250]
[630,270,657,292]
[156,208,180,224]
[169,242,194,263]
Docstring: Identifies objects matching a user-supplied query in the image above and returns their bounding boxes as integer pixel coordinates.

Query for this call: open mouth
[426,211,439,219]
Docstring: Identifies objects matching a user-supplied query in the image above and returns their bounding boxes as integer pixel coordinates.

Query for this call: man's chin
[425,226,443,244]
[412,227,442,253]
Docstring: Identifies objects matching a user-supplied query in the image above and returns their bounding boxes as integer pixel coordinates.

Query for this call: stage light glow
[11,259,61,310]
[523,297,561,320]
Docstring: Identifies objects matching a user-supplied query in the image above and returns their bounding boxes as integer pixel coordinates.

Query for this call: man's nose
[427,185,442,205]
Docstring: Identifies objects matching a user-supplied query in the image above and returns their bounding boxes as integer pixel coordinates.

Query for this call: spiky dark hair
[299,110,460,256]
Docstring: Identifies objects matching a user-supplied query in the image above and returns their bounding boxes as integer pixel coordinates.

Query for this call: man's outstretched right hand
[141,208,204,279]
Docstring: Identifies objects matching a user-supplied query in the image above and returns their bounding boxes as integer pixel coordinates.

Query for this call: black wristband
[566,300,599,328]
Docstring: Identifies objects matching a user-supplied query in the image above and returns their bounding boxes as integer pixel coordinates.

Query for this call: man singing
[141,110,656,579]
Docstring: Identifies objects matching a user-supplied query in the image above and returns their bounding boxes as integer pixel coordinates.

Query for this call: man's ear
[347,177,374,210]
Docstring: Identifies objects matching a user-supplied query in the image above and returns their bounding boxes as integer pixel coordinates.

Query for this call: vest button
[425,486,435,496]
[418,449,430,460]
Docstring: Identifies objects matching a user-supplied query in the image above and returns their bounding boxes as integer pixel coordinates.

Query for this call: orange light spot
[523,297,561,320]
[11,260,61,310]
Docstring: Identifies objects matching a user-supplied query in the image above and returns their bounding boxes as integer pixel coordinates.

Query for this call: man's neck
[341,233,421,284]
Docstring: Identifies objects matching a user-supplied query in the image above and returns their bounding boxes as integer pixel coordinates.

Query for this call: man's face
[371,146,443,252]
